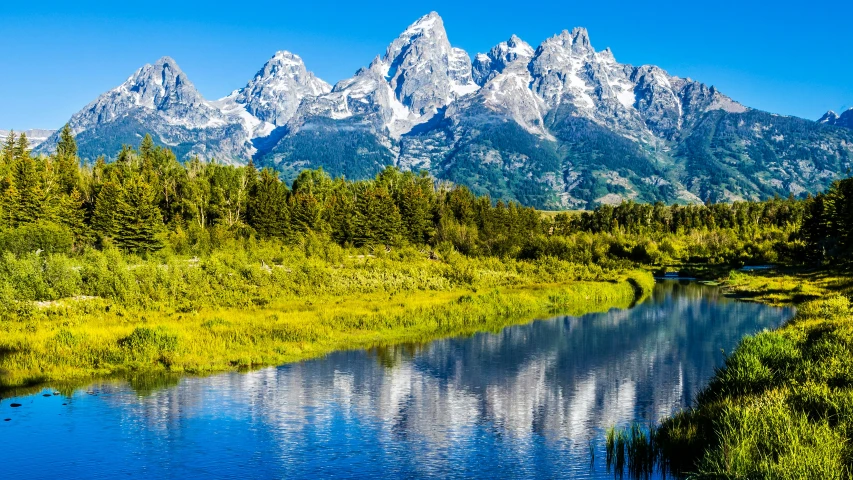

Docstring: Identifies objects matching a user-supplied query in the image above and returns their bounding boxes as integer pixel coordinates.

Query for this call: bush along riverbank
[0,240,653,393]
[605,269,853,479]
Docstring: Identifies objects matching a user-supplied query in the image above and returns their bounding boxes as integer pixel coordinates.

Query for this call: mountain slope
[35,12,853,208]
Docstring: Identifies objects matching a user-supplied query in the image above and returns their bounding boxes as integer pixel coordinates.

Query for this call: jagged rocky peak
[292,11,479,138]
[124,56,206,110]
[62,55,224,136]
[820,110,841,123]
[597,47,617,63]
[529,27,600,111]
[378,11,478,114]
[537,27,595,56]
[231,50,331,126]
[472,34,535,86]
[820,108,853,129]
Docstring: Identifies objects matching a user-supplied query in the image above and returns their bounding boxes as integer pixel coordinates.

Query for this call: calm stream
[1,281,794,479]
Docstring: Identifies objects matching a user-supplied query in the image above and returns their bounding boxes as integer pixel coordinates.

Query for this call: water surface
[1,281,794,479]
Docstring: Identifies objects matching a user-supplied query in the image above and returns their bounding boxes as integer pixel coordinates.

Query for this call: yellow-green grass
[723,268,853,306]
[0,275,651,394]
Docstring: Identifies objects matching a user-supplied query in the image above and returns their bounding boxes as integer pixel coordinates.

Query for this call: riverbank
[0,243,653,394]
[650,268,853,478]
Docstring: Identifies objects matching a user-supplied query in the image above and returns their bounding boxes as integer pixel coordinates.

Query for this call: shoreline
[1,274,653,397]
[624,268,853,478]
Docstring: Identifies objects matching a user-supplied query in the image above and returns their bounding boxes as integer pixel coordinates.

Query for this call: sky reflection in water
[1,281,794,479]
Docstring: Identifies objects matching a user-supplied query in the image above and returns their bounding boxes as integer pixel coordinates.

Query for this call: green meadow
[0,239,653,391]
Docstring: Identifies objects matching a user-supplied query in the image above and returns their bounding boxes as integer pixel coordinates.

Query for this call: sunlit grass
[648,271,853,478]
[0,241,653,392]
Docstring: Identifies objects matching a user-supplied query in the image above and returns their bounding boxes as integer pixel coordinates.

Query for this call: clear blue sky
[2,0,851,130]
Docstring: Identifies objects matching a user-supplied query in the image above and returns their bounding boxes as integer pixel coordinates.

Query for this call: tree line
[0,127,542,257]
[1,126,849,266]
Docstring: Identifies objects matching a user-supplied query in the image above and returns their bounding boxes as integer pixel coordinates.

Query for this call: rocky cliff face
[36,12,853,208]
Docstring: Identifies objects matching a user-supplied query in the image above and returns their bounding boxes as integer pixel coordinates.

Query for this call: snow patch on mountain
[290,12,479,138]
[820,107,853,129]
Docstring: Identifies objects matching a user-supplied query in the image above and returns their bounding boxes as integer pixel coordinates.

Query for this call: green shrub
[0,222,74,255]
[119,327,179,354]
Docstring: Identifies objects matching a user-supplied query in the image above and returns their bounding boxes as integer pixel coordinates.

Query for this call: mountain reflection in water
[1,281,794,479]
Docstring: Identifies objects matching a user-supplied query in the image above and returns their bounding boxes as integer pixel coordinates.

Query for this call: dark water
[1,281,794,479]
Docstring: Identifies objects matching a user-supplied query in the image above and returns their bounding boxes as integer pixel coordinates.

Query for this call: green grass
[0,241,654,394]
[722,268,853,306]
[606,269,853,478]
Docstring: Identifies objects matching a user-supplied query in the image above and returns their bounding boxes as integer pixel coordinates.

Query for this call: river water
[1,281,794,479]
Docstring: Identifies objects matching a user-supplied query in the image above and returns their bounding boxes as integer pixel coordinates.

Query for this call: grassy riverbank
[0,241,653,393]
[610,268,853,479]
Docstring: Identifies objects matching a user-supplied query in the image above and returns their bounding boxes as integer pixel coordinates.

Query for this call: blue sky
[1,0,851,130]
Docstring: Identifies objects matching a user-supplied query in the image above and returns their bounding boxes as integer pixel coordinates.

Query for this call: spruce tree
[352,186,401,247]
[0,178,18,228]
[60,188,92,245]
[139,134,155,164]
[91,181,122,238]
[247,168,288,238]
[56,124,77,158]
[55,124,80,194]
[397,178,434,244]
[12,153,43,224]
[13,133,29,162]
[114,175,163,253]
[289,193,324,234]
[1,131,15,166]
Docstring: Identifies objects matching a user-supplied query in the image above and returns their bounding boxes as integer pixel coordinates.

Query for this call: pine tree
[14,133,29,162]
[1,131,15,166]
[91,181,122,238]
[139,134,155,164]
[56,124,77,158]
[12,153,43,224]
[114,175,163,253]
[352,186,401,247]
[397,175,434,244]
[247,168,288,238]
[289,193,325,234]
[55,124,80,194]
[60,188,92,245]
[0,177,18,228]
[325,189,355,245]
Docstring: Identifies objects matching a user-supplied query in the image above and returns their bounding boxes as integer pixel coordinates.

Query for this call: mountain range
[35,12,853,208]
[1,129,56,148]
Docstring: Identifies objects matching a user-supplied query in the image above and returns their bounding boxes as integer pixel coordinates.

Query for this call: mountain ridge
[35,12,853,208]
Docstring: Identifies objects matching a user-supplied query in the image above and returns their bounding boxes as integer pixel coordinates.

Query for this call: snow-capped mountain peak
[472,35,535,86]
[381,11,477,115]
[292,11,478,138]
[820,107,853,129]
[820,110,840,123]
[229,50,331,126]
[64,56,222,136]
